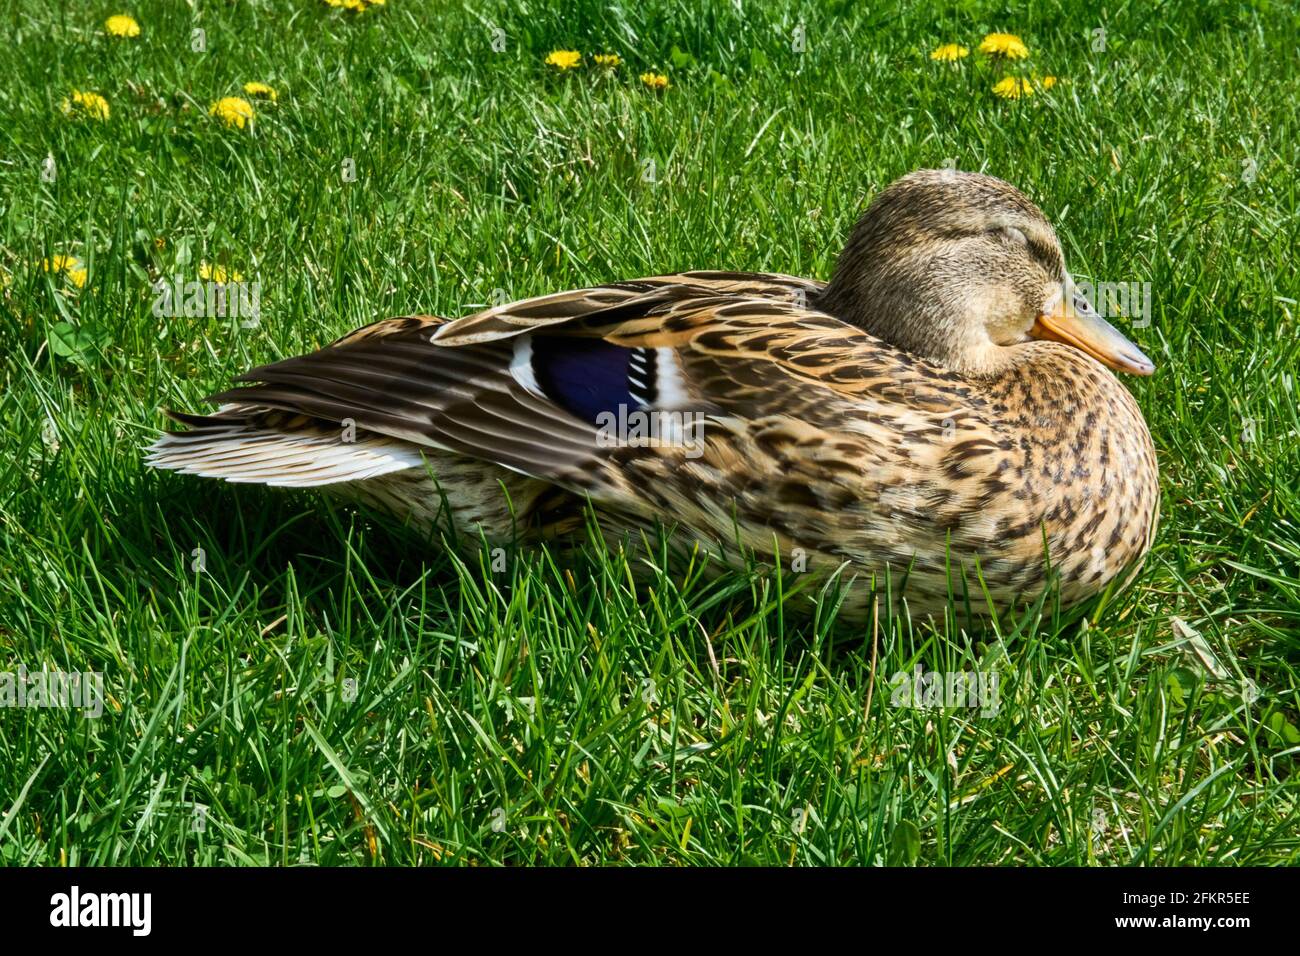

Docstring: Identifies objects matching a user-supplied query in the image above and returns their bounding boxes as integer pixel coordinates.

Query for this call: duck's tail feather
[145,406,427,488]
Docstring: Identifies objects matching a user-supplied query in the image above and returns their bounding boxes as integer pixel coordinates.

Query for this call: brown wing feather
[157,271,947,501]
[430,271,823,345]
[206,339,607,484]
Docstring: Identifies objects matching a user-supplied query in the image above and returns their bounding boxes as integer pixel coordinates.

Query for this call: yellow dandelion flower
[198,262,244,284]
[210,96,255,129]
[43,255,88,288]
[61,90,110,120]
[105,14,141,38]
[243,82,278,101]
[593,54,621,68]
[640,72,670,91]
[980,33,1029,59]
[1039,75,1057,89]
[992,76,1034,99]
[929,44,969,62]
[545,50,582,70]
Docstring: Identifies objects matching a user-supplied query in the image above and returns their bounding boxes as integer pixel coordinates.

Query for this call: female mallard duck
[148,170,1159,619]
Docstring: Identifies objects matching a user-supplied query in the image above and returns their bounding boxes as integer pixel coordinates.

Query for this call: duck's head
[819,169,1154,379]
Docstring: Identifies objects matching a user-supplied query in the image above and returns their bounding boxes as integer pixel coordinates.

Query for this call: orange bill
[1031,281,1155,376]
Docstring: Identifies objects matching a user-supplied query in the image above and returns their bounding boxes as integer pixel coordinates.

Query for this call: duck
[147,169,1159,621]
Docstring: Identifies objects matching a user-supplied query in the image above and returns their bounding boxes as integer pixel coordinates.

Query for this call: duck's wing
[149,271,968,505]
[426,271,822,346]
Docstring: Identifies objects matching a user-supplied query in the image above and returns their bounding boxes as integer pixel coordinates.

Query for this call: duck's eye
[1001,226,1029,246]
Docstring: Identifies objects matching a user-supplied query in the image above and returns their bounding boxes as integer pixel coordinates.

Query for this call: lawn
[0,0,1297,866]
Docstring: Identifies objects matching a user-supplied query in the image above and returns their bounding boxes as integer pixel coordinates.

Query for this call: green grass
[1,0,1297,865]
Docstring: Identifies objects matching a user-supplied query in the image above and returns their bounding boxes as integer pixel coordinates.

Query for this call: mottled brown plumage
[147,170,1159,621]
